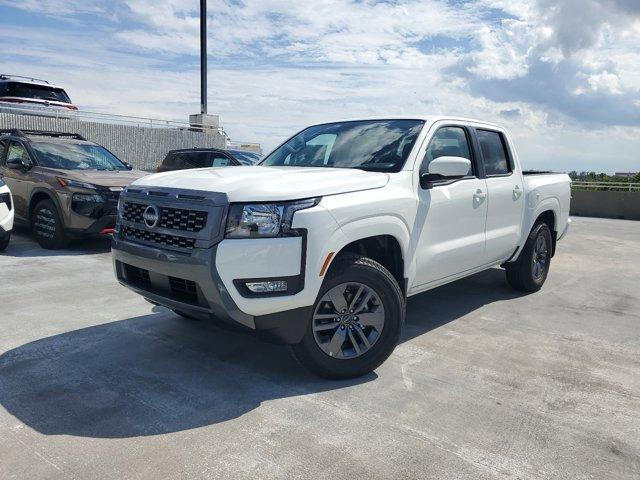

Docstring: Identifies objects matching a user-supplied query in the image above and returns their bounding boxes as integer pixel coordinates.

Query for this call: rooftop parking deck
[1,217,639,479]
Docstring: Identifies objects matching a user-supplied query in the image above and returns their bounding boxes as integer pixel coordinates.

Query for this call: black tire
[505,222,552,292]
[0,232,10,252]
[291,254,405,379]
[31,199,69,249]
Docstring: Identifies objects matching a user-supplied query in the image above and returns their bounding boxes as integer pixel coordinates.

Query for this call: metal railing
[0,101,227,135]
[572,181,640,192]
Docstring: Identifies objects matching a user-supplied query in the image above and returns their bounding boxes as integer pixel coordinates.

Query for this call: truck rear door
[474,129,524,264]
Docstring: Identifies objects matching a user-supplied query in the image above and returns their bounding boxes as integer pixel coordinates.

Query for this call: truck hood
[132,166,390,202]
[43,168,149,188]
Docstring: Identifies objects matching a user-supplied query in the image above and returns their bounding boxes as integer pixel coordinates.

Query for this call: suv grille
[122,202,208,232]
[121,225,196,250]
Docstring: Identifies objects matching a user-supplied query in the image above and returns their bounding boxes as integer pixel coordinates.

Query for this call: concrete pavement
[0,217,639,479]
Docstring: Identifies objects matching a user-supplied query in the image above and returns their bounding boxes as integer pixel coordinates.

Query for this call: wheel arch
[29,188,63,222]
[326,218,409,296]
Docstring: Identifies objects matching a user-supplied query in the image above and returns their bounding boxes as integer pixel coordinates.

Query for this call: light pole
[200,0,207,115]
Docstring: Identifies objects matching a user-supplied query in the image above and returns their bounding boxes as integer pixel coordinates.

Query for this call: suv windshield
[31,142,128,170]
[261,119,424,172]
[0,82,71,103]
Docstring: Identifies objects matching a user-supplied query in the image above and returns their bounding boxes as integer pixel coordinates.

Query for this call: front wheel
[31,199,69,250]
[505,222,552,292]
[291,254,405,379]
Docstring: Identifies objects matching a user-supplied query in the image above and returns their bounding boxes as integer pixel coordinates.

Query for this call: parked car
[111,116,571,378]
[0,175,14,251]
[0,129,147,249]
[0,75,77,117]
[156,148,261,173]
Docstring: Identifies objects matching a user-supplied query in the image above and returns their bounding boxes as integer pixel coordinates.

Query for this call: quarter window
[421,126,473,175]
[477,130,510,175]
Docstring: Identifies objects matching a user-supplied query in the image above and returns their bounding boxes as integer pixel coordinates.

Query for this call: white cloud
[0,0,638,173]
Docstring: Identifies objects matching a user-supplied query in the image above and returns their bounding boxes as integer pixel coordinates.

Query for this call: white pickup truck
[112,116,571,378]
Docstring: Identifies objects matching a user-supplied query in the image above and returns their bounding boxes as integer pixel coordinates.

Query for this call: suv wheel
[505,222,552,292]
[31,199,69,249]
[291,254,405,379]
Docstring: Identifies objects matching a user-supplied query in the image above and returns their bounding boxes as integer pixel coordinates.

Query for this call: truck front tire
[291,254,405,379]
[505,222,552,292]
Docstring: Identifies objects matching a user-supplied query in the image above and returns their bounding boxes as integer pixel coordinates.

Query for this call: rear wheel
[31,199,69,249]
[505,222,552,292]
[291,254,405,379]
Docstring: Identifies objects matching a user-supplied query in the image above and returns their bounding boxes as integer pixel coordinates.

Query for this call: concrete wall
[0,112,226,171]
[571,190,640,221]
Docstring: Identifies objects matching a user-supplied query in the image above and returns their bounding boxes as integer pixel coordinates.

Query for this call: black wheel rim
[531,234,548,280]
[312,282,384,359]
[34,208,56,239]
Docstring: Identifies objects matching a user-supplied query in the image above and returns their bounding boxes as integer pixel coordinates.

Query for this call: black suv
[156,148,261,173]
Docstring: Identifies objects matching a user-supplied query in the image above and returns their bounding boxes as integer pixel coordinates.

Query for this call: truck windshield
[260,119,424,172]
[31,142,129,171]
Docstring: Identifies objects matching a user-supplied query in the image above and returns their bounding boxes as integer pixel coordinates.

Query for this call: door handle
[513,185,522,199]
[473,189,486,201]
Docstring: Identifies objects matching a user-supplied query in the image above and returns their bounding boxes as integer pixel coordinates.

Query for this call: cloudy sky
[0,0,639,172]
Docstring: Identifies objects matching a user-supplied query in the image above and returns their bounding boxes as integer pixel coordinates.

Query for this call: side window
[0,139,6,165]
[476,130,510,176]
[6,142,30,165]
[211,155,231,167]
[421,126,473,175]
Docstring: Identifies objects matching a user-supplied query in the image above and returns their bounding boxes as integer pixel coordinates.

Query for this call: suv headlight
[225,198,319,238]
[56,177,97,190]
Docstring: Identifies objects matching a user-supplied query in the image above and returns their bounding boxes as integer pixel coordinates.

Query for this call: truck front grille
[121,225,196,250]
[168,276,199,304]
[123,264,151,289]
[122,202,208,232]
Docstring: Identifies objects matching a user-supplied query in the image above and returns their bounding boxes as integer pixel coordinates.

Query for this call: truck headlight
[225,198,319,238]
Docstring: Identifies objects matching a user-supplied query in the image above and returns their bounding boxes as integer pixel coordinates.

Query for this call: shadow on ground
[2,228,111,258]
[0,269,523,438]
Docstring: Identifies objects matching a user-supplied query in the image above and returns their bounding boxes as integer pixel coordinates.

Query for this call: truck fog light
[245,280,288,293]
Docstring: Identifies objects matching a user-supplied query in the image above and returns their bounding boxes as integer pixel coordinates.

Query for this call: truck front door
[412,125,488,289]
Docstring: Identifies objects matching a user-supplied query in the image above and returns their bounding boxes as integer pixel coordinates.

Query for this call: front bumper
[112,237,311,343]
[111,186,314,344]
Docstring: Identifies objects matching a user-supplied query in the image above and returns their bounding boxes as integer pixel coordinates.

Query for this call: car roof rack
[0,129,86,141]
[0,74,50,84]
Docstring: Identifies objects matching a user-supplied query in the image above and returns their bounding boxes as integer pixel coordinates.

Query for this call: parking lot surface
[1,217,639,479]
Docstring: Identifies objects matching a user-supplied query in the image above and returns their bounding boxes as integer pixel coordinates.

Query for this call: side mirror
[6,156,30,170]
[123,162,133,170]
[420,156,471,189]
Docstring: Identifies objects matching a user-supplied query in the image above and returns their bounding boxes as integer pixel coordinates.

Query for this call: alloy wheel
[312,282,385,359]
[531,234,548,279]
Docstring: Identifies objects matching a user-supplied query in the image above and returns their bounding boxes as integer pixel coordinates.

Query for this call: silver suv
[0,75,77,116]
